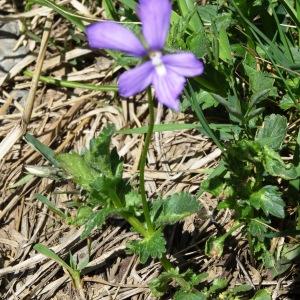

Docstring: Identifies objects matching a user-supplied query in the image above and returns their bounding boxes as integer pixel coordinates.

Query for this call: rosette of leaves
[201,114,299,264]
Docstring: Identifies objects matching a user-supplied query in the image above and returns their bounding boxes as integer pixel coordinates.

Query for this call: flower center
[149,51,167,76]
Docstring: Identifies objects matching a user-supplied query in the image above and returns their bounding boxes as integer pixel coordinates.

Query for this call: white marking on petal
[149,51,167,77]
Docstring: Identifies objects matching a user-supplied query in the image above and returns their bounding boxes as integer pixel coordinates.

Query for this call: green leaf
[208,278,228,294]
[84,124,117,177]
[127,230,166,263]
[81,207,116,239]
[218,26,233,62]
[248,218,268,241]
[174,290,206,300]
[149,268,208,297]
[35,194,66,220]
[244,65,277,96]
[149,268,180,297]
[177,0,202,32]
[251,289,271,300]
[102,0,118,20]
[279,95,296,110]
[56,152,98,190]
[27,0,85,30]
[249,185,285,219]
[151,192,201,226]
[256,114,287,150]
[262,146,298,180]
[34,244,74,275]
[201,161,228,197]
[73,206,93,226]
[228,284,252,294]
[125,191,142,208]
[24,133,60,167]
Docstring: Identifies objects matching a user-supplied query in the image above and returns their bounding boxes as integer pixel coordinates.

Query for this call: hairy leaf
[262,146,297,180]
[248,218,268,241]
[127,230,166,263]
[57,153,98,190]
[256,114,287,150]
[81,207,117,239]
[84,124,117,177]
[151,192,201,226]
[249,185,285,218]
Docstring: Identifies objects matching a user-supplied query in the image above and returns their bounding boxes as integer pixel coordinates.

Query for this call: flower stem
[139,88,155,232]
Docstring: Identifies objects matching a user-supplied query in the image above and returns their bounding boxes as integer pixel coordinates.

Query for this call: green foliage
[80,208,117,239]
[34,244,83,290]
[24,0,300,298]
[262,146,297,180]
[151,192,201,227]
[24,133,60,168]
[150,267,208,298]
[256,114,287,150]
[249,185,285,218]
[35,194,67,220]
[251,289,272,300]
[174,290,206,300]
[127,230,166,263]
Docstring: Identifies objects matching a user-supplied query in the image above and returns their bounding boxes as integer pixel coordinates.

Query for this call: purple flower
[86,0,204,111]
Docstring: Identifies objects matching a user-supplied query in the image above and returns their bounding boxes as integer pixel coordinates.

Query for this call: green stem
[139,88,155,232]
[109,190,148,237]
[160,255,173,271]
[24,70,118,92]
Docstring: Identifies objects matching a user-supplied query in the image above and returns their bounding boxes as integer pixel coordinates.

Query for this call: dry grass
[0,1,298,299]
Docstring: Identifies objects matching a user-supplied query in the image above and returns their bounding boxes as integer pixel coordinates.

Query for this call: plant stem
[139,88,155,232]
[160,255,173,271]
[24,70,118,92]
[109,190,149,237]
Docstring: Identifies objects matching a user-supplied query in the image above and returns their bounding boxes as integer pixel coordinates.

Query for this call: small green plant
[22,0,300,298]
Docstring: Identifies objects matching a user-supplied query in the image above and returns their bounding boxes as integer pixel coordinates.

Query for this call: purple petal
[137,0,171,50]
[152,69,185,111]
[118,61,154,97]
[162,53,204,77]
[86,22,146,56]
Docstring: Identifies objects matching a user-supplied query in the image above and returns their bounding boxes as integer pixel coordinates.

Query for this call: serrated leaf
[151,193,201,226]
[244,65,277,96]
[125,191,142,208]
[174,290,206,300]
[249,185,285,219]
[205,235,225,258]
[208,278,228,294]
[251,289,271,300]
[248,219,268,241]
[201,162,228,197]
[81,208,116,239]
[256,114,287,150]
[56,153,98,190]
[279,95,295,110]
[149,268,180,297]
[262,146,297,180]
[74,206,93,226]
[84,124,117,177]
[127,230,166,263]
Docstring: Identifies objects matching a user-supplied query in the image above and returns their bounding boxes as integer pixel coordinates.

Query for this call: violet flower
[86,0,204,111]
